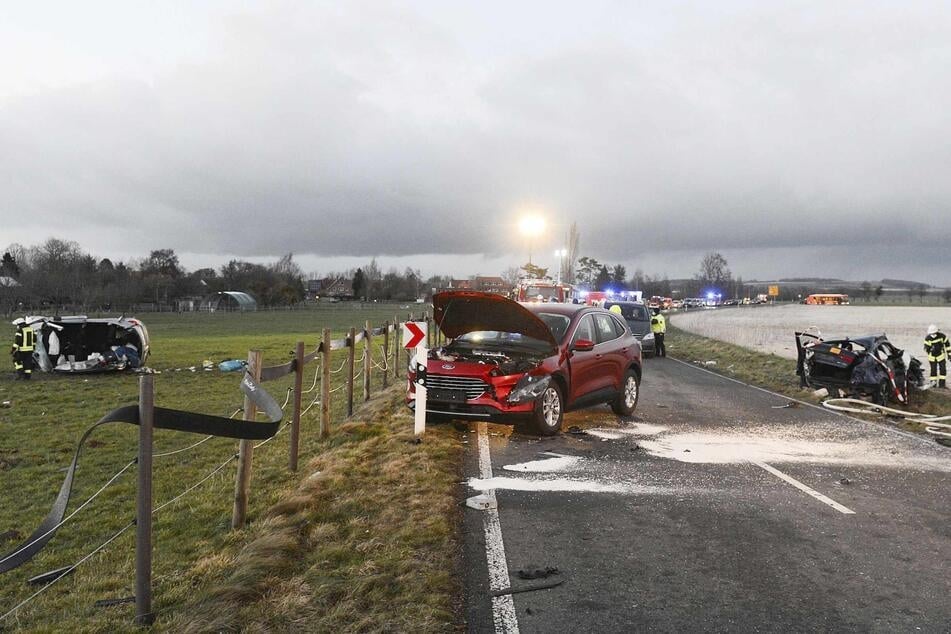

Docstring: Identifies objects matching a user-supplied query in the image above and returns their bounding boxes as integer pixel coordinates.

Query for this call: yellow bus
[804,293,850,305]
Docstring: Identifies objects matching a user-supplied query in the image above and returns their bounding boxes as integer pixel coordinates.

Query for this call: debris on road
[516,566,560,580]
[771,402,800,409]
[491,579,565,597]
[465,494,497,511]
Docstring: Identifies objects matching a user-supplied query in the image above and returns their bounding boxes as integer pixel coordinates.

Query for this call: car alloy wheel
[532,383,564,435]
[541,386,562,427]
[623,374,638,409]
[611,370,640,416]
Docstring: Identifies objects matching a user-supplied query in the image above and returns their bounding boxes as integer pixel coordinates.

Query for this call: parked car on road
[408,291,642,434]
[604,301,655,357]
[18,315,151,374]
[795,332,927,404]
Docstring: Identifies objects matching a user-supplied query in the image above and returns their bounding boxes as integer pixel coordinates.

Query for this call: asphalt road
[461,357,951,633]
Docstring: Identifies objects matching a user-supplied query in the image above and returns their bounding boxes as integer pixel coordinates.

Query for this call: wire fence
[0,312,431,627]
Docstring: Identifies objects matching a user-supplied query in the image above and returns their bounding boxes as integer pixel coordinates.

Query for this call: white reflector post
[414,345,427,437]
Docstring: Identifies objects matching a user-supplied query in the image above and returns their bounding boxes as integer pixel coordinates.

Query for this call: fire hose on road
[822,398,951,441]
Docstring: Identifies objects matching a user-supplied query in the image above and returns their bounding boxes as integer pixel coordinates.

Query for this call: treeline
[0,238,305,313]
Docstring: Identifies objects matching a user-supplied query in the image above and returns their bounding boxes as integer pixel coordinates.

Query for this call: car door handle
[595,354,603,359]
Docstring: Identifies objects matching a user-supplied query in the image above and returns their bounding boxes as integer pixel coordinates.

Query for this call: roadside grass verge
[0,303,457,632]
[667,325,951,440]
[169,386,462,633]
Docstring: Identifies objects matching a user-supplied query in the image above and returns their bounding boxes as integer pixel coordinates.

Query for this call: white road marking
[753,461,855,515]
[477,423,520,633]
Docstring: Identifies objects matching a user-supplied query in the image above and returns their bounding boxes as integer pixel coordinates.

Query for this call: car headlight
[507,375,551,404]
[642,332,654,341]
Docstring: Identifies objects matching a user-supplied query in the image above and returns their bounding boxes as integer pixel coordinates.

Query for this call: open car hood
[433,291,558,345]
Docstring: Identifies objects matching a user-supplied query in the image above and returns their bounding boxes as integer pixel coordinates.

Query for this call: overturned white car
[16,315,151,374]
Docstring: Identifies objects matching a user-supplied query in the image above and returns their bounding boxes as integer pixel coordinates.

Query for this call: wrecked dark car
[407,291,642,435]
[795,332,927,404]
[18,315,151,374]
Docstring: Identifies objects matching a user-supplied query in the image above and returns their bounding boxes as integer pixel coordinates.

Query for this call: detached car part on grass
[16,315,150,374]
[407,291,642,435]
[795,331,927,405]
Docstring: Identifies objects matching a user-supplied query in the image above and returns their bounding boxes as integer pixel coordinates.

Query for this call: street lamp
[518,214,546,265]
[554,248,567,283]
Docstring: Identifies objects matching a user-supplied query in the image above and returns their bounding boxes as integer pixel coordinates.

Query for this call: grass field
[670,304,951,361]
[0,303,459,632]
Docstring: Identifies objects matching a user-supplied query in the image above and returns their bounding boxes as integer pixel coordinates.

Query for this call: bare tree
[697,252,732,288]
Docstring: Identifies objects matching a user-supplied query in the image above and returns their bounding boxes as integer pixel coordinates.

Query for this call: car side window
[571,315,596,345]
[593,314,620,343]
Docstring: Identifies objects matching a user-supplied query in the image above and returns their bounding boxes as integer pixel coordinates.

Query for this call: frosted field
[669,304,951,360]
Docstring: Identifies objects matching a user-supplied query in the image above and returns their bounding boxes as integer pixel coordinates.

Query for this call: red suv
[407,291,642,435]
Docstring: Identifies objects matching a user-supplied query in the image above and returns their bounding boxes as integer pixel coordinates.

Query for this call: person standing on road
[10,319,35,380]
[923,324,948,388]
[651,308,667,357]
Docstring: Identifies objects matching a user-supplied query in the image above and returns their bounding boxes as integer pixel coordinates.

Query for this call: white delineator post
[402,321,428,437]
[414,344,428,437]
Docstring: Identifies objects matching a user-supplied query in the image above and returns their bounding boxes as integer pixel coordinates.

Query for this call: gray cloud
[1,1,949,283]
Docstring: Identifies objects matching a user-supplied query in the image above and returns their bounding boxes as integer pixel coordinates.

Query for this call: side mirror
[571,338,595,352]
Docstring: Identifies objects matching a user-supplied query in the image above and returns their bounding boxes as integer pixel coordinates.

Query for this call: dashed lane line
[754,461,855,515]
[477,422,520,633]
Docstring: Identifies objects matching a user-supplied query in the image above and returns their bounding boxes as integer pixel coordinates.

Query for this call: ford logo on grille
[441,364,455,370]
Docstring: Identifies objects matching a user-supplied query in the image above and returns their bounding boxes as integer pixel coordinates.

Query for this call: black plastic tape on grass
[0,372,282,575]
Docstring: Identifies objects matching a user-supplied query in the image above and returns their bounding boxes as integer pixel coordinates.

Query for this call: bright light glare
[518,215,546,237]
[554,248,567,257]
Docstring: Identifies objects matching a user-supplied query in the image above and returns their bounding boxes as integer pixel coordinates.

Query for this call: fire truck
[516,278,573,303]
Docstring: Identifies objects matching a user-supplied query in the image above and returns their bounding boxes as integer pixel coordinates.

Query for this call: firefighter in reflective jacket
[11,320,35,380]
[651,308,667,357]
[923,324,948,388]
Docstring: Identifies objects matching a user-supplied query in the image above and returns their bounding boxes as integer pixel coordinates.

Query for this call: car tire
[611,370,640,417]
[531,383,564,436]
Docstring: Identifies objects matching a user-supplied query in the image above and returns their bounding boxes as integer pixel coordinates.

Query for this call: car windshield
[606,303,649,321]
[454,313,568,347]
[537,312,571,341]
[455,331,552,350]
[525,286,560,300]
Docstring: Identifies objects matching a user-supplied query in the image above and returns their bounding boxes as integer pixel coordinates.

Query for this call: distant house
[202,291,257,312]
[449,279,473,290]
[310,277,354,300]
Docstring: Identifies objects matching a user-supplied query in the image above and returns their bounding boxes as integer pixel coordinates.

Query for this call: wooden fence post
[320,329,331,439]
[289,341,304,472]
[393,316,400,378]
[232,349,261,529]
[135,375,155,626]
[382,321,389,388]
[346,327,356,418]
[363,320,372,402]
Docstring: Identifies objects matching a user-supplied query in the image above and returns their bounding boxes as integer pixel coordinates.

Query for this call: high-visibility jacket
[924,331,949,361]
[650,313,666,334]
[13,326,35,352]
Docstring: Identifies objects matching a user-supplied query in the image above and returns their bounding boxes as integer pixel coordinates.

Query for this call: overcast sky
[2,1,949,284]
